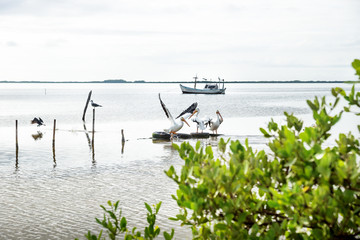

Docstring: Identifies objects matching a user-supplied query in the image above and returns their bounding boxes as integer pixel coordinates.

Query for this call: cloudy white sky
[0,0,359,82]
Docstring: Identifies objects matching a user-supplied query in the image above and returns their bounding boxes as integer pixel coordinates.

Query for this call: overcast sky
[0,0,359,82]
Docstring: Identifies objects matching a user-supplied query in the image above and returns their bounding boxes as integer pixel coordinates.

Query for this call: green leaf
[164,229,175,240]
[108,211,116,220]
[114,201,119,211]
[120,216,127,230]
[172,143,180,151]
[260,128,271,138]
[145,203,152,214]
[268,200,279,208]
[352,59,360,78]
[307,99,318,111]
[214,223,227,231]
[195,141,201,151]
[164,231,171,240]
[156,201,162,214]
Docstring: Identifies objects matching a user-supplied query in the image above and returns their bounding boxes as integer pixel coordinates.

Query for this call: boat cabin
[204,84,219,90]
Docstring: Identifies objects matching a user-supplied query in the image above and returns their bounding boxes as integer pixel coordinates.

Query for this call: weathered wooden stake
[52,119,56,143]
[92,108,95,147]
[82,90,92,121]
[121,129,125,143]
[15,120,18,147]
[15,120,19,164]
[121,129,125,154]
[52,119,56,167]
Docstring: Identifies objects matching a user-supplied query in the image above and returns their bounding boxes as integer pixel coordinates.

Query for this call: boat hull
[180,84,226,94]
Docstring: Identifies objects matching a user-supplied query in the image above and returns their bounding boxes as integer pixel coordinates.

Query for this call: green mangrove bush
[165,59,360,239]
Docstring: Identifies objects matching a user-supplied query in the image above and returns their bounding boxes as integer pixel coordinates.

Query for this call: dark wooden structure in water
[152,131,221,140]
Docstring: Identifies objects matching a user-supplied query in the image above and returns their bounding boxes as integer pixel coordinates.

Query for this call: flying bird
[31,117,45,127]
[158,93,191,134]
[91,100,102,108]
[208,110,223,134]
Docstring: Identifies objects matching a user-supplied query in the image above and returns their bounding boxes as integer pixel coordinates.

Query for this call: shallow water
[0,82,354,239]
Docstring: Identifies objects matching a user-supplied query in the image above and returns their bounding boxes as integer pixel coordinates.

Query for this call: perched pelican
[188,108,208,133]
[91,100,102,108]
[158,94,191,134]
[209,110,223,134]
[31,117,45,127]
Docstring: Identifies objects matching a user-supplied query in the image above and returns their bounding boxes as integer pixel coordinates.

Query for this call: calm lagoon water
[0,82,354,239]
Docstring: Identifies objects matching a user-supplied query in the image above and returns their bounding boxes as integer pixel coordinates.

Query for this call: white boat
[180,76,226,94]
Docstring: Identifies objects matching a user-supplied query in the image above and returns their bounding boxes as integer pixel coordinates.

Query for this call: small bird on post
[90,100,102,108]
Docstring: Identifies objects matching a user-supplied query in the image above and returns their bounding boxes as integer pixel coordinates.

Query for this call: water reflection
[121,141,125,154]
[82,121,95,165]
[91,130,96,166]
[82,122,91,150]
[31,131,43,141]
[52,140,56,168]
[15,146,19,171]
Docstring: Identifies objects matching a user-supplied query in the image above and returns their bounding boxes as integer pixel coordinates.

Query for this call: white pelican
[91,100,102,108]
[158,94,191,134]
[209,110,223,134]
[188,108,208,133]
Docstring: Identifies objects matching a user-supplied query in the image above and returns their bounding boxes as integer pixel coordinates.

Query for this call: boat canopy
[204,84,219,90]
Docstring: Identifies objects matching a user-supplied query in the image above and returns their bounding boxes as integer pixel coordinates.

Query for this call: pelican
[91,100,102,108]
[158,93,191,134]
[209,110,223,134]
[176,102,198,119]
[188,108,208,133]
[31,117,45,127]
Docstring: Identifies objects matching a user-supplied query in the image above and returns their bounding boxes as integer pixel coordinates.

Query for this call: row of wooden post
[15,90,124,165]
[14,112,126,164]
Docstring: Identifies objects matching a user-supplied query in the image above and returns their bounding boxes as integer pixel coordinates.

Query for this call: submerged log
[152,131,212,140]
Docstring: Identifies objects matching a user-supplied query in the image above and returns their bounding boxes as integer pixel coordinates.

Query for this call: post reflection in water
[52,141,56,168]
[83,121,95,165]
[91,130,96,166]
[15,146,19,171]
[121,141,125,154]
[83,122,91,150]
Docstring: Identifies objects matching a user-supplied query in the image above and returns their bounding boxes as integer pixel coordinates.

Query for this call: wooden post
[15,120,18,147]
[52,119,56,167]
[15,120,19,166]
[82,90,92,121]
[92,108,95,148]
[52,119,56,144]
[121,129,125,154]
[121,129,125,143]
